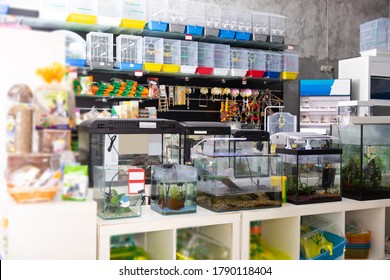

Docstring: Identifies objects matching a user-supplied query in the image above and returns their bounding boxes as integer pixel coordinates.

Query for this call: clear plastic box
[185,0,204,35]
[196,42,215,74]
[269,14,286,44]
[214,44,230,75]
[180,40,198,73]
[143,36,164,71]
[360,17,390,52]
[280,53,299,80]
[229,47,249,77]
[151,164,197,215]
[86,31,114,69]
[252,12,269,42]
[115,35,143,70]
[203,3,221,36]
[94,165,143,220]
[300,216,346,260]
[146,0,168,31]
[247,49,266,77]
[264,51,282,78]
[236,10,252,41]
[162,39,181,72]
[167,0,186,33]
[219,8,237,39]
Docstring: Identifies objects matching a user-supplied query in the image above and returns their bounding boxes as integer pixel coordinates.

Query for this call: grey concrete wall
[195,0,389,116]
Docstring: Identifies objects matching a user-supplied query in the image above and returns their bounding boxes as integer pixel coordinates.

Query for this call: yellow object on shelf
[119,19,146,29]
[143,63,163,72]
[8,186,59,203]
[271,175,287,203]
[161,64,180,73]
[280,71,299,80]
[66,13,97,25]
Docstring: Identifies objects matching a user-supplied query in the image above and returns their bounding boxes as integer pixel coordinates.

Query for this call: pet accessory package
[62,165,89,201]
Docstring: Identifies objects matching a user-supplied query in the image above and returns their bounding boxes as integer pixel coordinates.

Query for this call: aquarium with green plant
[151,164,198,215]
[277,148,342,205]
[331,122,390,200]
[93,165,142,220]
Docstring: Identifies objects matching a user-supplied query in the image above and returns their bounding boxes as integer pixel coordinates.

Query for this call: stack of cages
[280,52,299,80]
[196,42,215,75]
[120,0,147,29]
[269,13,286,44]
[97,0,121,26]
[331,117,390,200]
[214,44,230,76]
[229,47,249,77]
[192,137,283,212]
[247,49,266,78]
[115,35,143,70]
[86,31,114,69]
[151,164,198,215]
[146,0,168,31]
[142,36,164,71]
[203,3,221,37]
[180,40,198,74]
[360,17,390,54]
[162,39,181,73]
[167,0,186,33]
[264,51,283,78]
[67,0,98,23]
[77,118,184,219]
[300,216,346,260]
[252,12,270,42]
[219,8,237,39]
[185,0,204,35]
[275,134,342,205]
[236,10,252,41]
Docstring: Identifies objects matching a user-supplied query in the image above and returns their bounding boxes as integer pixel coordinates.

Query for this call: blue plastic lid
[0,4,9,15]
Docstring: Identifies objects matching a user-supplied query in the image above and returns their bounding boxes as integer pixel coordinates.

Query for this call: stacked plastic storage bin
[120,0,147,29]
[185,1,204,35]
[180,40,198,74]
[143,36,163,71]
[236,10,252,40]
[167,0,186,33]
[146,0,168,31]
[360,17,390,53]
[247,49,266,78]
[252,12,270,42]
[219,8,237,39]
[115,35,143,70]
[162,39,181,72]
[269,14,286,44]
[345,220,372,259]
[196,43,215,75]
[229,47,249,77]
[280,53,299,80]
[264,51,282,78]
[86,31,114,69]
[203,3,221,37]
[214,44,230,76]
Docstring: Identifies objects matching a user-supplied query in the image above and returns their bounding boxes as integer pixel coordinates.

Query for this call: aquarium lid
[271,132,336,149]
[180,121,231,135]
[231,129,270,141]
[350,116,390,125]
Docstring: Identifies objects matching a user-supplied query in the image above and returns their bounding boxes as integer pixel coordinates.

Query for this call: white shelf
[300,108,337,113]
[300,122,337,127]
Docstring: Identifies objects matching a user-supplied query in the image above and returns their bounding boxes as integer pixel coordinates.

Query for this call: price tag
[134,70,143,77]
[185,34,193,40]
[288,44,294,50]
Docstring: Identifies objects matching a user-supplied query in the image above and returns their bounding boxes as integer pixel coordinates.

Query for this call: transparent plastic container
[219,8,237,39]
[203,3,221,36]
[300,216,346,260]
[162,39,181,72]
[236,10,252,41]
[180,40,198,73]
[280,53,299,80]
[229,47,249,77]
[264,51,282,78]
[39,0,69,21]
[143,36,164,71]
[247,49,266,78]
[214,44,230,76]
[269,14,286,44]
[252,12,269,42]
[146,0,168,31]
[167,0,186,33]
[359,18,390,52]
[94,165,143,220]
[115,35,143,70]
[196,42,215,75]
[151,164,197,215]
[120,0,147,29]
[86,31,114,69]
[185,0,204,35]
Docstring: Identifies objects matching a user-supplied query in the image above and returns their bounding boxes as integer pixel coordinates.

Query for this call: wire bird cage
[86,32,114,69]
[116,35,143,70]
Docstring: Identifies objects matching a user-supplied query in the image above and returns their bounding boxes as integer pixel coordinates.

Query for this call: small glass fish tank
[192,138,283,212]
[94,164,143,220]
[331,117,390,200]
[151,164,198,215]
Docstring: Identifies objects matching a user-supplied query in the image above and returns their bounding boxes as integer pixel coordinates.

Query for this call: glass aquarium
[276,148,342,205]
[331,117,390,200]
[192,139,283,212]
[151,164,197,215]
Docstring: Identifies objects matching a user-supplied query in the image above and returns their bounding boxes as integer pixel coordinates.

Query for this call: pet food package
[38,129,72,153]
[62,165,89,201]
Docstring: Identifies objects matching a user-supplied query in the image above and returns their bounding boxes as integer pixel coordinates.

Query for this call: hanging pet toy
[199,87,209,108]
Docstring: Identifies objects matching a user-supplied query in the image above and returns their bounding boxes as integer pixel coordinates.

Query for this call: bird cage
[86,31,114,69]
[143,36,164,71]
[116,35,143,70]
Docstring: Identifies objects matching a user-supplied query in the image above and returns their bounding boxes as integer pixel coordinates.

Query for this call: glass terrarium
[151,164,197,215]
[331,117,390,200]
[94,164,143,220]
[192,138,283,212]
